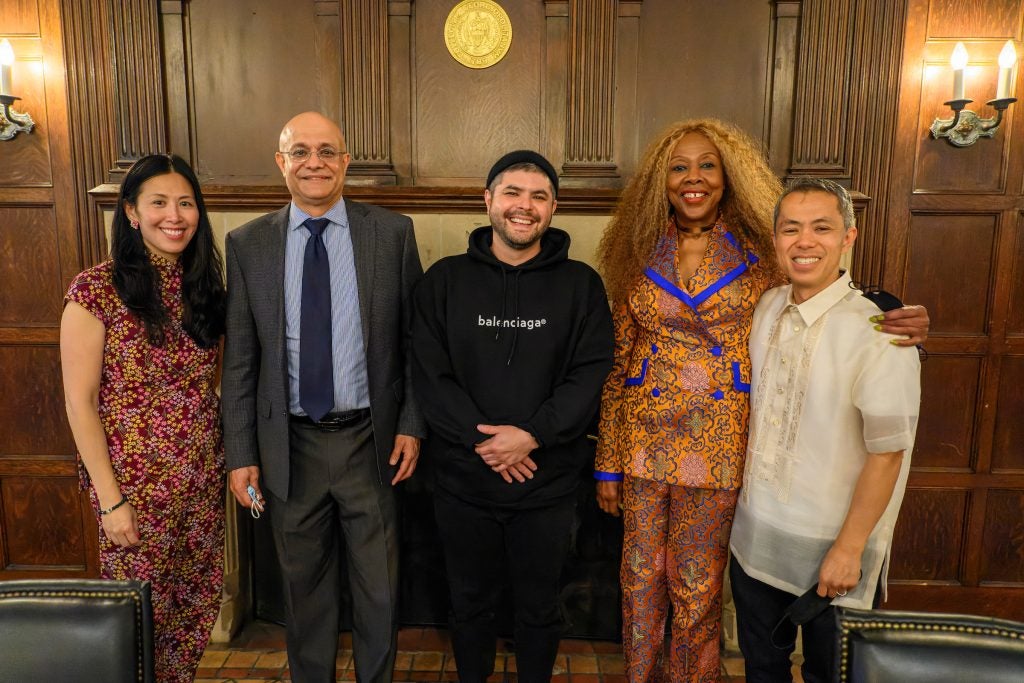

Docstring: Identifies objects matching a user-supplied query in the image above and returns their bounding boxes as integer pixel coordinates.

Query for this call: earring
[130,219,140,230]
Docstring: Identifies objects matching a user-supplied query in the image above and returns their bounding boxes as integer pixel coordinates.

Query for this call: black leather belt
[289,408,370,431]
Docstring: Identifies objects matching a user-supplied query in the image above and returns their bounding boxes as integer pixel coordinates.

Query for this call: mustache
[504,210,540,221]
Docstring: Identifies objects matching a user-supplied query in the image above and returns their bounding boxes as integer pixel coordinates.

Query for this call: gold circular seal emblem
[444,0,512,69]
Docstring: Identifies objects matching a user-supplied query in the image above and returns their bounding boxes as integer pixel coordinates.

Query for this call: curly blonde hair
[598,118,783,304]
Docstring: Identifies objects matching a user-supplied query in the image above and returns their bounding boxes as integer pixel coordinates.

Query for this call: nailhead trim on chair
[0,588,146,682]
[837,616,1024,682]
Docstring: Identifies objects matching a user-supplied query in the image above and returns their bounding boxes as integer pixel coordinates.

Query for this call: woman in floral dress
[61,154,226,682]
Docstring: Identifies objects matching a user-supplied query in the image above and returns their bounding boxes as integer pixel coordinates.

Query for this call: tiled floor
[197,621,803,682]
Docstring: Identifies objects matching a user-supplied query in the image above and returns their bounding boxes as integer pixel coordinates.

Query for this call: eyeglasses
[278,147,345,163]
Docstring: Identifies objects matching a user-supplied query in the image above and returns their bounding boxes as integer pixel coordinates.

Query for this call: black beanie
[485,150,559,196]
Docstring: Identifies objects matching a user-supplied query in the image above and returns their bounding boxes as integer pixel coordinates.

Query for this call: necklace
[675,220,715,238]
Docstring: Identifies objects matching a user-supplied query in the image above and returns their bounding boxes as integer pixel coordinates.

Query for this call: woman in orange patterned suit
[61,154,226,682]
[594,119,928,682]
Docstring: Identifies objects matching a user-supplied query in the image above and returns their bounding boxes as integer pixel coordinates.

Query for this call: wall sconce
[0,38,35,141]
[931,40,1017,147]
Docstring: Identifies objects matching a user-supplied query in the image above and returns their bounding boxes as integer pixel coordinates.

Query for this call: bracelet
[99,497,127,516]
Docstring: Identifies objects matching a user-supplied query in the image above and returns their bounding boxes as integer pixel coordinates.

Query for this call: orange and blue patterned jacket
[595,220,777,490]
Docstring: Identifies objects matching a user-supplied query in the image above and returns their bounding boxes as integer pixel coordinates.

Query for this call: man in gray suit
[222,111,425,683]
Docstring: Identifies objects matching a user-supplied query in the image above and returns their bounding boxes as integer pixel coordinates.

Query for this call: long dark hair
[111,154,225,348]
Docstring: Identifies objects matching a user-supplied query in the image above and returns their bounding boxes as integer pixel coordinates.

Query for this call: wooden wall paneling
[107,0,168,172]
[0,38,51,188]
[6,0,41,33]
[160,0,194,162]
[882,0,1024,619]
[845,0,909,287]
[314,0,342,127]
[926,0,1023,39]
[0,207,63,326]
[889,488,968,582]
[633,0,772,150]
[1,475,86,570]
[915,356,983,470]
[612,0,641,181]
[765,1,800,177]
[340,0,396,184]
[413,0,544,184]
[1007,213,1024,335]
[0,346,75,455]
[788,0,853,180]
[188,0,319,184]
[979,489,1024,583]
[543,0,569,177]
[992,356,1024,471]
[560,0,618,186]
[904,213,997,335]
[388,0,414,183]
[915,47,1007,194]
[60,0,116,266]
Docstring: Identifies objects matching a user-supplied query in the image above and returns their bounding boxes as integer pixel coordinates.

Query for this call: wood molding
[339,0,396,184]
[59,0,116,265]
[789,0,853,178]
[89,183,621,215]
[765,1,801,176]
[561,0,619,185]
[845,0,909,286]
[107,0,168,174]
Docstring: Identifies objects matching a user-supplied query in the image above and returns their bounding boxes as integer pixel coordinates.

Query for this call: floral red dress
[65,254,224,683]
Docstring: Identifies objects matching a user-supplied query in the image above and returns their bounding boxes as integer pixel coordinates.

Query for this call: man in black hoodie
[412,151,614,682]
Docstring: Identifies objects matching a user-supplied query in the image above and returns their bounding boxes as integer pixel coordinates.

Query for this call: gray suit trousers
[267,415,399,683]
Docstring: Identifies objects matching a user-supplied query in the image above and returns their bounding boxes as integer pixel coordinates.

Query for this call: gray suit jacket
[221,199,426,500]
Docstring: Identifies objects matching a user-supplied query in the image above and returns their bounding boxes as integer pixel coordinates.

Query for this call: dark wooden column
[337,0,396,184]
[561,0,619,186]
[108,0,168,174]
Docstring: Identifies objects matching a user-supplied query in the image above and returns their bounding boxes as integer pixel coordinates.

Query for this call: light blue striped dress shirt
[284,201,370,415]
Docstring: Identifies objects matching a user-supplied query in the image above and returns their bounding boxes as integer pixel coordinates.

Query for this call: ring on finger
[836,590,847,597]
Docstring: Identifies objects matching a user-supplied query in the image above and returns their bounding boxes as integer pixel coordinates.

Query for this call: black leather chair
[0,579,154,683]
[834,607,1024,682]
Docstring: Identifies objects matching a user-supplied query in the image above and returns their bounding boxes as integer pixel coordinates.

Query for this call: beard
[490,208,547,251]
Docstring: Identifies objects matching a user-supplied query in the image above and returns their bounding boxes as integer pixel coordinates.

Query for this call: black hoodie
[411,226,614,508]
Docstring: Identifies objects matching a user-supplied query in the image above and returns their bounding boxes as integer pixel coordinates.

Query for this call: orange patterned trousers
[620,476,738,682]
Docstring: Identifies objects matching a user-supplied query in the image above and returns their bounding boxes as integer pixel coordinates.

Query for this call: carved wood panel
[0,207,63,326]
[979,489,1024,583]
[926,0,1023,38]
[905,213,996,334]
[915,60,1006,193]
[915,356,982,470]
[1007,214,1024,335]
[889,488,968,582]
[0,346,75,455]
[413,1,546,183]
[0,0,99,580]
[992,356,1024,471]
[885,0,1024,618]
[1,475,87,570]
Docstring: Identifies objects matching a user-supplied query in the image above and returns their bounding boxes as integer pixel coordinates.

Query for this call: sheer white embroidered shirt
[729,272,921,608]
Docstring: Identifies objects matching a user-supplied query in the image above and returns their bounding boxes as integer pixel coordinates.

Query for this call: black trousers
[266,417,399,683]
[434,489,576,683]
[729,555,836,683]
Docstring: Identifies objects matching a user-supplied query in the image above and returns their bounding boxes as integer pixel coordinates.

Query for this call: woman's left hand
[596,480,622,517]
[874,305,929,347]
[101,502,141,547]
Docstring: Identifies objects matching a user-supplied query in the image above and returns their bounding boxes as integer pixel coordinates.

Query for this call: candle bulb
[0,40,13,98]
[997,40,1017,100]
[951,42,968,100]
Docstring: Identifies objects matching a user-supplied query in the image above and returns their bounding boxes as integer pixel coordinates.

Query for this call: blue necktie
[299,217,334,421]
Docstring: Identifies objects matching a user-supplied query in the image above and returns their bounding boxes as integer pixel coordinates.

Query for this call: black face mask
[770,583,835,649]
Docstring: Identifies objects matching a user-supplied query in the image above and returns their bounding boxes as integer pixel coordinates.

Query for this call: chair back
[835,607,1024,683]
[0,578,154,683]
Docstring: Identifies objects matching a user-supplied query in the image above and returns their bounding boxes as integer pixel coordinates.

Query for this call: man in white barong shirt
[728,178,921,683]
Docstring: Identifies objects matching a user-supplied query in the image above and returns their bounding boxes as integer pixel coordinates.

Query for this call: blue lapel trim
[624,358,649,386]
[643,230,757,311]
[731,361,750,393]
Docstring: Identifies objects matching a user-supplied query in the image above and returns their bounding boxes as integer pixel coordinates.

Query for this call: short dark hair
[773,177,856,231]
